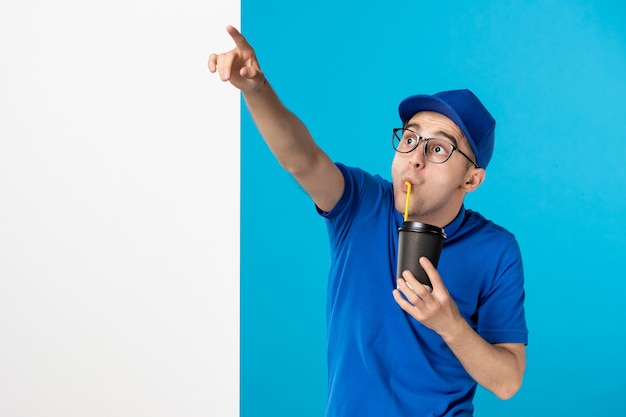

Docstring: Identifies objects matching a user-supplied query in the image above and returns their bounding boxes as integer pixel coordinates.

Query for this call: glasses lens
[424,139,454,163]
[393,129,419,153]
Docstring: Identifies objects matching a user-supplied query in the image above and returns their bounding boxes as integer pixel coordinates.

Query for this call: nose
[407,142,426,169]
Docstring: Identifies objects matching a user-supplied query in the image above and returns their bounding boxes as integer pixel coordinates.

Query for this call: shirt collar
[394,205,467,239]
[442,205,466,239]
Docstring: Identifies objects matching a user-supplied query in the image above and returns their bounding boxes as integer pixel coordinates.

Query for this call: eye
[402,130,417,145]
[426,139,453,162]
[432,144,447,155]
[393,129,422,152]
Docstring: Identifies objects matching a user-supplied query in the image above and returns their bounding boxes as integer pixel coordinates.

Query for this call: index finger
[401,270,431,297]
[226,25,251,49]
[419,257,444,290]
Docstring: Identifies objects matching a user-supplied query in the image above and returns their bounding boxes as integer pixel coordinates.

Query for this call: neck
[406,195,465,228]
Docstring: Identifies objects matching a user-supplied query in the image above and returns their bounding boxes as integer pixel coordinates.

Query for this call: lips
[402,178,414,192]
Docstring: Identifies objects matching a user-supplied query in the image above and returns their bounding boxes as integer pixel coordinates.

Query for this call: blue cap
[398,89,495,169]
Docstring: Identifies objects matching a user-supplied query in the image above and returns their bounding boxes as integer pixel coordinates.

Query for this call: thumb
[240,65,265,83]
[240,65,256,79]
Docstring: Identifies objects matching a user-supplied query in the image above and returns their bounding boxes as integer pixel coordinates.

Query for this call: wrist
[242,77,269,97]
[439,316,471,346]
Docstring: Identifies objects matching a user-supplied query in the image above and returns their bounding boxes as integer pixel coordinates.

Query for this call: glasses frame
[392,127,478,168]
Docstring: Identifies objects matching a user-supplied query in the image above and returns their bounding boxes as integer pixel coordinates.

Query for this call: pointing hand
[208,26,266,93]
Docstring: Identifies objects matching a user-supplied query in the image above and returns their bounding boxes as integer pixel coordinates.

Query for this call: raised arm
[209,26,344,213]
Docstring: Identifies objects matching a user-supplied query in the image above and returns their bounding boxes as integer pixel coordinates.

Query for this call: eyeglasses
[392,127,478,167]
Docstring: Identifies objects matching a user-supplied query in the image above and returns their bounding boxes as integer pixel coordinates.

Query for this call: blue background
[240,1,626,415]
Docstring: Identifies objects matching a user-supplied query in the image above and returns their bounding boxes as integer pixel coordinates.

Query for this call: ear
[461,167,485,192]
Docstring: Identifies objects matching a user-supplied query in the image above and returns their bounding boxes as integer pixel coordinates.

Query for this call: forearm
[243,80,321,175]
[242,79,344,212]
[441,319,526,400]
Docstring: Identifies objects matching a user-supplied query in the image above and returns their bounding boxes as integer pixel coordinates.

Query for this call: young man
[209,26,528,417]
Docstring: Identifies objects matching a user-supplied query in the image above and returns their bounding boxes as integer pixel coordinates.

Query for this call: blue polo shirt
[319,163,528,417]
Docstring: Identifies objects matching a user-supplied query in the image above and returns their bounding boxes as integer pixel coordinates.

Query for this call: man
[209,26,528,417]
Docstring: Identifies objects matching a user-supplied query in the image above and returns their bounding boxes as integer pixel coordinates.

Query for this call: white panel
[0,0,240,415]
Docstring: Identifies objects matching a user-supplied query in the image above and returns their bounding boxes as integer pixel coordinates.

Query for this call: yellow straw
[403,181,411,221]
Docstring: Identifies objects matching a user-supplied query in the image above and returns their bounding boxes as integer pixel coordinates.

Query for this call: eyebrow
[434,130,459,147]
[403,123,460,147]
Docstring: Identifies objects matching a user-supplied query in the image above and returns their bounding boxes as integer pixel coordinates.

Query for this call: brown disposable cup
[396,221,446,287]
